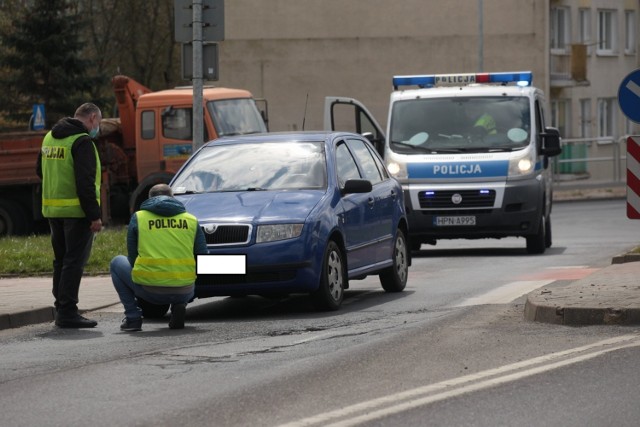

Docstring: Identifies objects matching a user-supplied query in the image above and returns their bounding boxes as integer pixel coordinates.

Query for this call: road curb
[0,306,55,330]
[524,255,640,326]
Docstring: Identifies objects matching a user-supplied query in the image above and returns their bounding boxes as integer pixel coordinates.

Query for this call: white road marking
[278,334,640,427]
[452,280,553,307]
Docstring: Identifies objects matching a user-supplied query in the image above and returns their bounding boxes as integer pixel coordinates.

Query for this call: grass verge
[0,226,127,277]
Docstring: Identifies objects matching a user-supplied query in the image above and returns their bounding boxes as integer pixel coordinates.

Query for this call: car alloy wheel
[311,240,345,311]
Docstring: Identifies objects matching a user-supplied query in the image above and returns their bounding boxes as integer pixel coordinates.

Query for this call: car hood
[177,190,325,223]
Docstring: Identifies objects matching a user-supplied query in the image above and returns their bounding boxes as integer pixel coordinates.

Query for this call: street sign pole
[617,69,640,219]
[192,0,204,152]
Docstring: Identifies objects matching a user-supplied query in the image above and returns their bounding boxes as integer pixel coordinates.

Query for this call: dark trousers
[49,218,94,318]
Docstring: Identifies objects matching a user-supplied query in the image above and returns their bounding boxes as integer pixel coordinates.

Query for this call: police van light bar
[392,71,533,90]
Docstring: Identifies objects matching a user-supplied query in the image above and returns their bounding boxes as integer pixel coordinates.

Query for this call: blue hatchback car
[170,132,410,310]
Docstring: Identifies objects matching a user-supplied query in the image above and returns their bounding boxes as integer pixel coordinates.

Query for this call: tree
[0,0,101,128]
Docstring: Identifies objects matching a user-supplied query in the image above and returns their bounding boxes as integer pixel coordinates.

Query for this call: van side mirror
[540,127,562,157]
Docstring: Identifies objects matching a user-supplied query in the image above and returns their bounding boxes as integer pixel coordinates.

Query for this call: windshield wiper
[390,140,431,152]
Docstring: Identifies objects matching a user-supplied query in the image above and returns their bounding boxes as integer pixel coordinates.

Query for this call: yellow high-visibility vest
[41,132,100,218]
[132,210,198,287]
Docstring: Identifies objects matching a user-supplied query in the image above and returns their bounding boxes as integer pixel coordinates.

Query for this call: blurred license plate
[435,216,476,226]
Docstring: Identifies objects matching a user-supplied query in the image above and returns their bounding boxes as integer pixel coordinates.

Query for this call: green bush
[0,226,127,276]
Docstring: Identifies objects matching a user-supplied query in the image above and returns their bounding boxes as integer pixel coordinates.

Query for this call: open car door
[324,97,386,156]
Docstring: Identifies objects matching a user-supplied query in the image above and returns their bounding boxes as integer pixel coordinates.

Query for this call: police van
[324,71,562,254]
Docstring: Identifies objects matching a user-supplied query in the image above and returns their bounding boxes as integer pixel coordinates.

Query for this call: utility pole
[478,0,484,73]
[192,0,204,152]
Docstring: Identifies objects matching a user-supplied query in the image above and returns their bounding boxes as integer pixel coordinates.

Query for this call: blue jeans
[110,255,194,320]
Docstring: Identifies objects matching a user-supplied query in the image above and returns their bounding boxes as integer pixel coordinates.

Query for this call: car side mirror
[540,127,562,157]
[342,179,372,195]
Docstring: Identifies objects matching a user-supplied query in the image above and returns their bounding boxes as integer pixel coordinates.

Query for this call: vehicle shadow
[182,288,414,322]
[412,245,567,258]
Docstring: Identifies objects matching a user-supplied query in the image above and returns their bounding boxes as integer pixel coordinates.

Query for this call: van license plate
[435,216,476,226]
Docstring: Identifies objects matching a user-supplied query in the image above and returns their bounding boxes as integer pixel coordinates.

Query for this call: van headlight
[256,224,303,243]
[508,147,536,178]
[387,161,408,180]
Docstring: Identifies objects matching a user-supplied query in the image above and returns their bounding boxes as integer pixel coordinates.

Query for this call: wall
[214,0,548,132]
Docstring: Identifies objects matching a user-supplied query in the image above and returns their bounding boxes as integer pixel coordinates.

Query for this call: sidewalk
[0,275,117,330]
[0,181,638,330]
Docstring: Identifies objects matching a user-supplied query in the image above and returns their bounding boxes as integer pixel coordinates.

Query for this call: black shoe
[168,303,186,329]
[120,317,142,332]
[55,314,98,328]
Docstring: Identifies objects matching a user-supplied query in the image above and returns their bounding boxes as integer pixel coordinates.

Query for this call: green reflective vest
[474,113,497,135]
[132,210,198,287]
[41,132,100,218]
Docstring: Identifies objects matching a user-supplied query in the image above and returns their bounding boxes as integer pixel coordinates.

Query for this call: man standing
[37,103,103,328]
[110,184,207,332]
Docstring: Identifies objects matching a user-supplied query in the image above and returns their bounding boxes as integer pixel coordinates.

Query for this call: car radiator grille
[201,224,251,245]
[419,189,496,209]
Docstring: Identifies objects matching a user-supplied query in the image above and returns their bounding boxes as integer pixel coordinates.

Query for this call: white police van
[324,71,562,254]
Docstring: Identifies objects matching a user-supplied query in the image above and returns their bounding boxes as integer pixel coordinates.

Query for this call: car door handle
[368,197,375,207]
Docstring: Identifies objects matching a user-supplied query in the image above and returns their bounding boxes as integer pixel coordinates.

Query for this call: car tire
[379,228,408,292]
[137,297,170,319]
[526,215,546,254]
[311,240,345,311]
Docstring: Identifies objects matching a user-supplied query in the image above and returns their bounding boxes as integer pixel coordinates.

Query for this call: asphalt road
[1,199,639,427]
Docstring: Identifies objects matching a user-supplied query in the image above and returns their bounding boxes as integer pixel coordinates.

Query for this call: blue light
[479,189,490,194]
[424,191,435,197]
[393,71,533,90]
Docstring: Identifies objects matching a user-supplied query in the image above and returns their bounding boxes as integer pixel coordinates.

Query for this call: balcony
[550,44,590,88]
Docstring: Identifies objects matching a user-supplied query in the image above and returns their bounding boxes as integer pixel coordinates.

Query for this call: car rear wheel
[380,228,408,292]
[311,240,345,311]
[137,297,170,319]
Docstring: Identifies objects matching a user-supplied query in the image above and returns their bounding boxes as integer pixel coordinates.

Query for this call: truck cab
[110,76,268,216]
[325,71,561,254]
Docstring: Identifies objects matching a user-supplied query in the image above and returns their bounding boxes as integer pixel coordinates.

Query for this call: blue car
[170,132,410,310]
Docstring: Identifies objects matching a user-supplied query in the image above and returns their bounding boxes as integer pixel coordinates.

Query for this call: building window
[551,99,570,138]
[579,99,591,138]
[579,8,592,54]
[625,10,636,54]
[597,98,615,138]
[551,6,571,52]
[597,9,617,54]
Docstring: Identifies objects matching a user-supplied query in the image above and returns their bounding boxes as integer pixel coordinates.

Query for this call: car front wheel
[311,240,345,311]
[380,228,408,292]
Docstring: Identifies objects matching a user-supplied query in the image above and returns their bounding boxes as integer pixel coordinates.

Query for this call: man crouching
[110,184,207,331]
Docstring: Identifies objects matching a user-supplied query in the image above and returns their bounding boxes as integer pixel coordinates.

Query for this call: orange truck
[0,75,268,236]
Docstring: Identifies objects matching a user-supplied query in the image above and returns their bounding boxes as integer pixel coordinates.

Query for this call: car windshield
[389,96,531,154]
[207,98,267,137]
[172,141,327,193]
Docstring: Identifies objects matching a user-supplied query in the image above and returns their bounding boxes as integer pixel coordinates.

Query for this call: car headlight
[508,147,536,178]
[256,224,304,243]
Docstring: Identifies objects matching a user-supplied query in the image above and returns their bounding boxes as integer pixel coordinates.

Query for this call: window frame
[597,9,617,55]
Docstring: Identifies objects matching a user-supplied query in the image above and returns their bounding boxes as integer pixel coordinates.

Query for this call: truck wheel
[0,200,30,236]
[311,240,345,311]
[379,228,408,292]
[526,215,546,254]
[137,297,170,319]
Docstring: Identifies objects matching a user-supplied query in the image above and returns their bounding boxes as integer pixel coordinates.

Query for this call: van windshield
[207,98,267,137]
[389,96,531,154]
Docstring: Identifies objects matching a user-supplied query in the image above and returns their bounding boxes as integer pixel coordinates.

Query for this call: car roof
[203,131,362,147]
